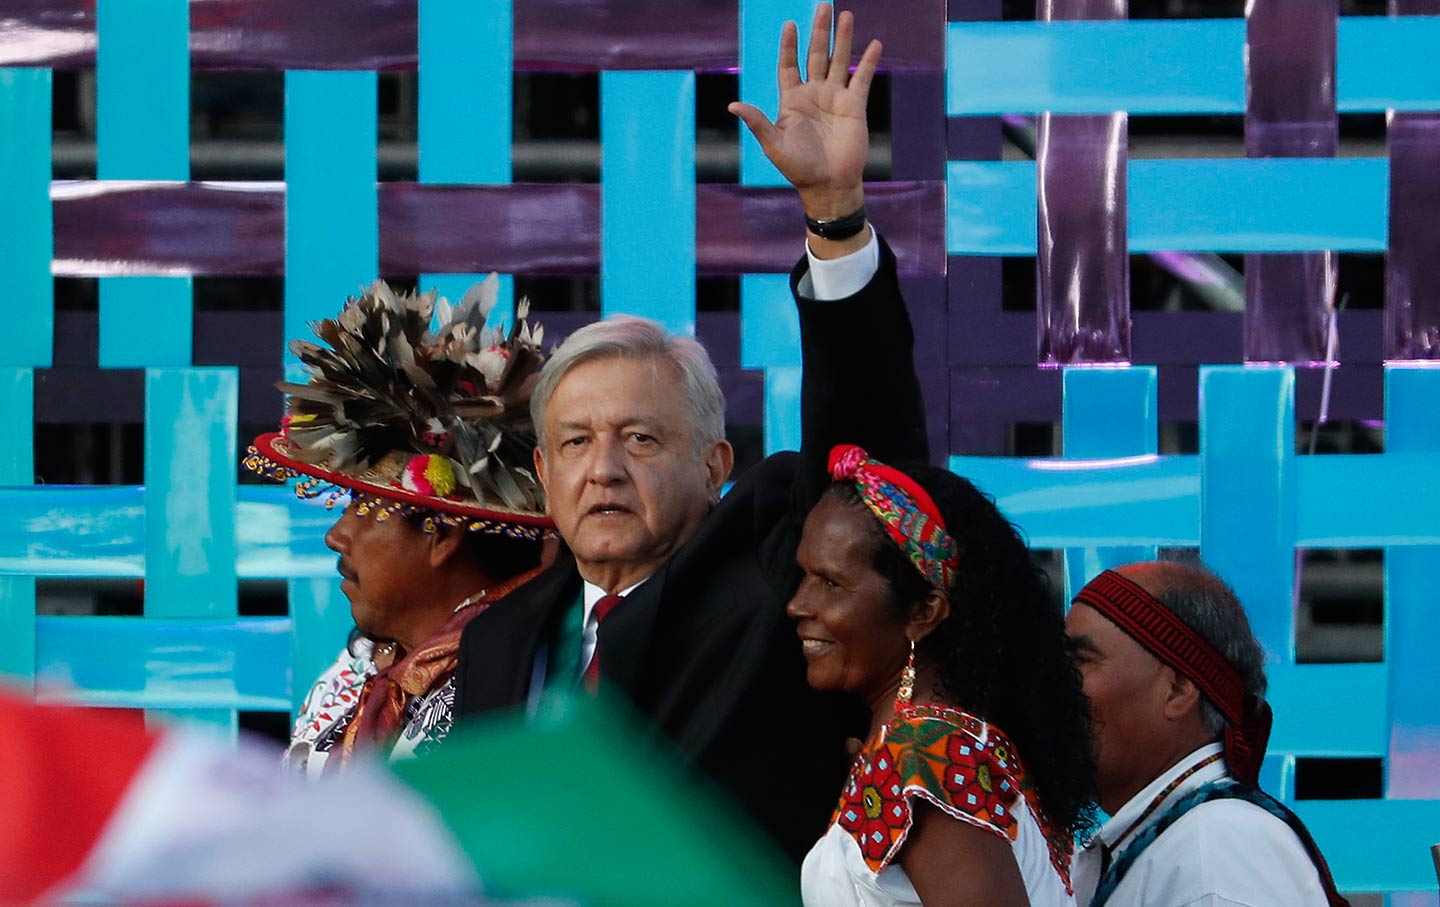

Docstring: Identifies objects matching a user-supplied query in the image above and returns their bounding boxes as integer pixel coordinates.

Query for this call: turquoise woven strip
[419,0,515,313]
[284,71,379,385]
[1060,367,1159,601]
[0,69,53,369]
[948,158,1388,255]
[600,71,697,335]
[948,17,1440,116]
[0,370,35,688]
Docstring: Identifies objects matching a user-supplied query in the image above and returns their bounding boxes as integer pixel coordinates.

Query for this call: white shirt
[578,577,649,677]
[799,225,880,300]
[1071,743,1330,907]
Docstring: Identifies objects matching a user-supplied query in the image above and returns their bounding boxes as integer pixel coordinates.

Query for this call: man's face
[1065,601,1173,812]
[324,501,434,643]
[535,355,732,591]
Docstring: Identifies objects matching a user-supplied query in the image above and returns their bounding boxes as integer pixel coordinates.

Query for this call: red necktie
[583,593,624,692]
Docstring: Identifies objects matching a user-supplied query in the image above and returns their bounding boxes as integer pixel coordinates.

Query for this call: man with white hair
[454,6,925,857]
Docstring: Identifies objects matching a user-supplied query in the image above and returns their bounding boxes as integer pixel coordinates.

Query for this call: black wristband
[805,205,867,241]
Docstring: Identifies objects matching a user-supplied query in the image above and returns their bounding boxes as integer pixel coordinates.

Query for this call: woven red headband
[827,444,960,595]
[1073,569,1272,784]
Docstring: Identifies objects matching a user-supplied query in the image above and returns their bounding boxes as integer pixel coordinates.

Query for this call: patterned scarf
[1073,569,1273,784]
[828,444,960,596]
[330,565,544,771]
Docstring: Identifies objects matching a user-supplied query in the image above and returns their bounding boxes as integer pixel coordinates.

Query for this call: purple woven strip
[1243,0,1338,364]
[0,0,944,72]
[1384,0,1440,360]
[52,181,946,278]
[837,0,945,71]
[1035,0,1129,366]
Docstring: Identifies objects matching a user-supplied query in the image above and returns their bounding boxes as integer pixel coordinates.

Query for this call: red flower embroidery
[837,743,909,862]
[943,733,1019,833]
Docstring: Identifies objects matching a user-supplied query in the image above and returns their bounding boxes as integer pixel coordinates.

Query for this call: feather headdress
[244,276,554,537]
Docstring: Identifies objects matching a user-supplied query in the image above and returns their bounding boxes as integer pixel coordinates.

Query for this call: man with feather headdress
[246,275,555,776]
[453,6,928,859]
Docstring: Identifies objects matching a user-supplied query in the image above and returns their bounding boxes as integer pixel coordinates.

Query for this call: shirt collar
[581,576,650,627]
[1096,741,1229,851]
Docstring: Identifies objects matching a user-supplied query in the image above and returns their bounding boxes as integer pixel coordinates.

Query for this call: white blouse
[801,704,1076,907]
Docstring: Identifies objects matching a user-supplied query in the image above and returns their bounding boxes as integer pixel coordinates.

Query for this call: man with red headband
[1066,561,1348,907]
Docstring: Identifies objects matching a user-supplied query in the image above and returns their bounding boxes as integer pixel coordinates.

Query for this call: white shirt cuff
[796,225,880,301]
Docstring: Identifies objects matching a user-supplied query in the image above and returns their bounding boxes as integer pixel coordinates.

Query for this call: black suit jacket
[454,238,928,861]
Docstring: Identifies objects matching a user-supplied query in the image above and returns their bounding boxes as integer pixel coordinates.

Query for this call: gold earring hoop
[897,638,916,708]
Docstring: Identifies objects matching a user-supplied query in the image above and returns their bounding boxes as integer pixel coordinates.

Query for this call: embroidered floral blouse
[800,703,1076,907]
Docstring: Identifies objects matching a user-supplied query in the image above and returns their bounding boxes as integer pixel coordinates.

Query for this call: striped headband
[827,444,960,596]
[1073,569,1273,784]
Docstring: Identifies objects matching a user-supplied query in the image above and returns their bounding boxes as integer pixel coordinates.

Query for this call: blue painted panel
[948,454,1200,549]
[947,162,1037,256]
[600,71,696,336]
[288,577,353,716]
[738,0,818,185]
[143,369,238,620]
[947,18,1440,116]
[33,616,291,711]
[96,0,189,180]
[1061,367,1159,599]
[0,69,53,368]
[284,71,379,384]
[0,485,340,579]
[1383,366,1440,799]
[741,274,802,369]
[1130,159,1387,254]
[1199,366,1296,663]
[947,20,1245,116]
[1296,454,1440,547]
[0,369,35,686]
[1297,799,1440,893]
[418,0,511,185]
[763,365,803,457]
[1338,16,1440,113]
[99,277,193,368]
[418,0,513,319]
[947,159,1388,256]
[1265,663,1387,758]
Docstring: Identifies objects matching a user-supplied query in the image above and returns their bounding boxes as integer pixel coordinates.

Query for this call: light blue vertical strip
[99,278,194,367]
[1199,365,1296,798]
[96,0,193,369]
[144,369,239,735]
[418,0,514,311]
[1383,366,1440,801]
[1060,367,1159,602]
[0,370,36,688]
[0,69,54,368]
[601,71,696,335]
[739,0,815,454]
[289,577,353,717]
[96,0,189,180]
[285,71,379,384]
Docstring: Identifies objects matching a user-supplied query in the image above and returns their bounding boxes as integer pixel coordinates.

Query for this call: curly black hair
[824,468,1098,838]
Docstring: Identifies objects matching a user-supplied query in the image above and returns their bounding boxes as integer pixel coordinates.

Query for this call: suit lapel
[597,560,670,696]
[460,555,582,713]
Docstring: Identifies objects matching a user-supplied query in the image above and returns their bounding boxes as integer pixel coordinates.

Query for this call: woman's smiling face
[787,494,913,707]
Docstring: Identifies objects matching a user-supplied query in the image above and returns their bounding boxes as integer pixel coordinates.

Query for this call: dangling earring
[897,639,916,708]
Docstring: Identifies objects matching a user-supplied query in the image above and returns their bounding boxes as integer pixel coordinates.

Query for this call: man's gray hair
[531,315,726,456]
[1147,560,1269,739]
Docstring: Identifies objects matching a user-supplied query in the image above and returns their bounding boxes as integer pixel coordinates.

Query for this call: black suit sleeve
[788,234,929,512]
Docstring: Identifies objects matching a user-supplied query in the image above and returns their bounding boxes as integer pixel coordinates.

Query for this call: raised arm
[731,4,928,501]
[729,4,880,261]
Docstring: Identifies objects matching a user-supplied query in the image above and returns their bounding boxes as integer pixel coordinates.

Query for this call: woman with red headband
[788,445,1097,907]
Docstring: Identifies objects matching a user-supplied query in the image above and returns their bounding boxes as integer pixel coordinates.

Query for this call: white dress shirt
[1071,743,1330,907]
[578,577,649,678]
[798,225,880,300]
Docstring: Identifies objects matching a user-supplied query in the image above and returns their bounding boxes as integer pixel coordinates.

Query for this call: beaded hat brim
[245,432,555,539]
